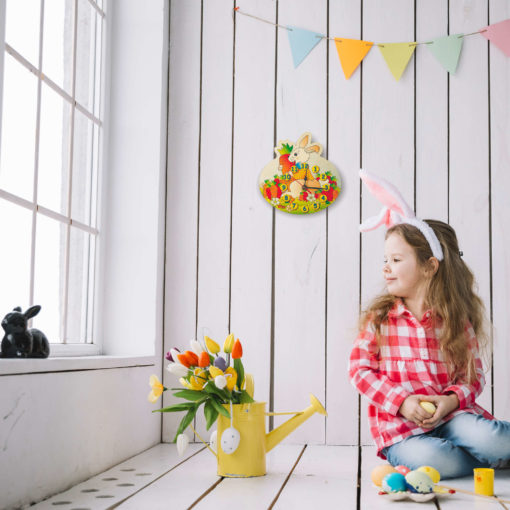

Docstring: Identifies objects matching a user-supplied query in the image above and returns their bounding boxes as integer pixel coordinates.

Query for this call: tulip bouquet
[148,334,254,442]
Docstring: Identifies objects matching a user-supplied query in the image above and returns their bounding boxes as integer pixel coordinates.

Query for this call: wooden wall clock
[259,133,341,214]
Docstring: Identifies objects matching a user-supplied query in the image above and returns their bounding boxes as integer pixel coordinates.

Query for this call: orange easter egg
[371,464,398,487]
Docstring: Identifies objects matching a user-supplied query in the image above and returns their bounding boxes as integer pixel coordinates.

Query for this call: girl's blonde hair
[359,220,490,384]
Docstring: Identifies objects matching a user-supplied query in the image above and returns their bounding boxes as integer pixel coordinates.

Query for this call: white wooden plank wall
[164,0,510,448]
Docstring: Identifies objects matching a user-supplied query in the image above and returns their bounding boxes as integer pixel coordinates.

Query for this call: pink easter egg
[395,465,411,476]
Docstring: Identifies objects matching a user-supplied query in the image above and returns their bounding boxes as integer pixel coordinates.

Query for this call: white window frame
[0,0,107,356]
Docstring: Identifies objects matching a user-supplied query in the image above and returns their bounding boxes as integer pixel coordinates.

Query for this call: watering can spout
[265,394,327,453]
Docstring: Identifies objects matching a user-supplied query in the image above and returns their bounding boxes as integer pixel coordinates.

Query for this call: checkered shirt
[348,299,493,458]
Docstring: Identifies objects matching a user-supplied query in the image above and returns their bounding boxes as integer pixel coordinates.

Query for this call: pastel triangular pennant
[427,34,464,74]
[334,38,373,79]
[378,42,416,81]
[481,18,510,57]
[287,26,324,68]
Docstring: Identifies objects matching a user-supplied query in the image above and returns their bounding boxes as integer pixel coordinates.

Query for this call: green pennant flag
[427,34,464,74]
[378,42,416,81]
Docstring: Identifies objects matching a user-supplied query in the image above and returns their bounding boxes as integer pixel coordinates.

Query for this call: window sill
[0,354,156,376]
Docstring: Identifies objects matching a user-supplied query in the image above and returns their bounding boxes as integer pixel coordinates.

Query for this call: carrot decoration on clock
[259,132,342,214]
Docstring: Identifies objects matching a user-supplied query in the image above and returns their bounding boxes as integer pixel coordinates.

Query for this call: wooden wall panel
[360,0,416,444]
[490,0,510,422]
[163,0,202,442]
[273,0,327,444]
[449,0,492,412]
[327,0,362,445]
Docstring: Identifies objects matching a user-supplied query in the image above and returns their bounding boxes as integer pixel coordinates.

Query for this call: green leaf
[203,381,230,401]
[203,400,219,430]
[172,389,207,401]
[210,396,230,419]
[238,390,255,404]
[173,405,198,441]
[234,358,244,390]
[152,402,196,413]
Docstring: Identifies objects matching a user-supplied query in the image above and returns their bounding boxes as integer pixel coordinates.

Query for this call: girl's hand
[420,394,459,429]
[398,395,436,426]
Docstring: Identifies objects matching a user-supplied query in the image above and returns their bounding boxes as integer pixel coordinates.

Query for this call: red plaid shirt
[349,299,493,458]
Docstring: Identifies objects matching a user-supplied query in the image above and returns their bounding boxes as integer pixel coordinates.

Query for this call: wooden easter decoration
[259,132,341,214]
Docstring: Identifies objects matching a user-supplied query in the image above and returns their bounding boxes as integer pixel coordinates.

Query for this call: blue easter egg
[381,472,407,493]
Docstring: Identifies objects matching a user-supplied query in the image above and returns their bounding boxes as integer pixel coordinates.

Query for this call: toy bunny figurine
[1,305,50,358]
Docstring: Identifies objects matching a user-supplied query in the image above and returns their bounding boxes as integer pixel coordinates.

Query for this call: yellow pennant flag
[334,38,374,79]
[378,42,416,81]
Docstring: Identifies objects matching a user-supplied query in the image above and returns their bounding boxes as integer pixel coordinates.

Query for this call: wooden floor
[30,444,510,509]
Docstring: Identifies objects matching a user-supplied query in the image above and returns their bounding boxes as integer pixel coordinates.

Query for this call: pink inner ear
[364,179,406,217]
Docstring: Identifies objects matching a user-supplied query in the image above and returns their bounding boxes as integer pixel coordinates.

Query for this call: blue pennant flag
[287,26,324,68]
[427,34,464,74]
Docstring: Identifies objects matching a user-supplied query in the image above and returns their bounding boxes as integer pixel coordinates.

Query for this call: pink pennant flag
[481,18,510,57]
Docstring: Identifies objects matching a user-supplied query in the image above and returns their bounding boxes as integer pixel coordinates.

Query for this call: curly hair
[359,220,490,384]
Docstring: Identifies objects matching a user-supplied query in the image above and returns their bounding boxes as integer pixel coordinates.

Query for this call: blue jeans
[381,413,510,479]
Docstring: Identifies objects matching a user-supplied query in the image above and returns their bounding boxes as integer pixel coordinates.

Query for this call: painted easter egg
[405,470,434,493]
[220,427,240,455]
[395,465,411,476]
[420,401,437,414]
[418,465,441,483]
[382,472,407,493]
[371,464,398,487]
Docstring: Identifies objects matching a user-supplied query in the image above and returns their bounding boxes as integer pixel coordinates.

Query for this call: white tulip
[166,362,189,377]
[190,339,204,355]
[214,374,227,389]
[176,433,189,456]
[170,348,181,363]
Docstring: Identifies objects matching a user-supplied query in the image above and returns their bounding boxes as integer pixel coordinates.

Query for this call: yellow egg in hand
[420,401,436,414]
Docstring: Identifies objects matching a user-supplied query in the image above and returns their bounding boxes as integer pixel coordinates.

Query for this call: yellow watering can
[194,374,327,478]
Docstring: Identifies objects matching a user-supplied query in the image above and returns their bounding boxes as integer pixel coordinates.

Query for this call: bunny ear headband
[359,169,444,261]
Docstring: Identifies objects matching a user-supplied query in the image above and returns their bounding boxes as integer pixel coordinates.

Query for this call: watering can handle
[245,373,254,399]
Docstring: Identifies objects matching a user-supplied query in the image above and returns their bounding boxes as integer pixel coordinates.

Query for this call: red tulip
[198,351,210,368]
[232,339,243,359]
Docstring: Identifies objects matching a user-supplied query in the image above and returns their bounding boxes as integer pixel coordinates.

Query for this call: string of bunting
[234,8,510,81]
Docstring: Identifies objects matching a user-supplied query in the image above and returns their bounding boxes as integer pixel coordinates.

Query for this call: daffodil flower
[148,374,165,403]
[223,333,235,354]
[209,366,237,391]
[204,335,220,354]
[179,368,207,391]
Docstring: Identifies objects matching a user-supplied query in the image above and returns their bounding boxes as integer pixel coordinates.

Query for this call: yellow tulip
[190,368,207,390]
[204,335,220,354]
[225,367,238,391]
[148,374,164,403]
[179,377,193,390]
[223,333,235,354]
[209,365,223,379]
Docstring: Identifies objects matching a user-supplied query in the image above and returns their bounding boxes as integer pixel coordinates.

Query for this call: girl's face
[383,233,428,299]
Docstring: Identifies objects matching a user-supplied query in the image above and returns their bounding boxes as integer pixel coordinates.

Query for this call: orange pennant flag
[334,38,374,79]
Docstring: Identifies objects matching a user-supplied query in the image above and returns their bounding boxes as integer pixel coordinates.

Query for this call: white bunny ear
[360,169,414,220]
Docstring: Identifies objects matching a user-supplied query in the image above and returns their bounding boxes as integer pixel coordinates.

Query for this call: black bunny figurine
[1,306,50,358]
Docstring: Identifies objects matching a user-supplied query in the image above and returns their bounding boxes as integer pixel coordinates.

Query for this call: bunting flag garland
[287,26,324,68]
[378,42,416,81]
[481,18,510,56]
[233,8,510,80]
[427,34,464,74]
[334,38,373,79]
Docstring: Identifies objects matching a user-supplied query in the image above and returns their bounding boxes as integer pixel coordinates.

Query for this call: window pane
[5,0,41,66]
[71,110,92,224]
[42,0,74,94]
[75,0,99,112]
[33,214,67,342]
[37,83,71,215]
[0,200,32,316]
[67,227,95,342]
[0,54,37,200]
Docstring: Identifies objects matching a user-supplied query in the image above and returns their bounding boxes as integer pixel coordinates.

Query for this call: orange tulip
[232,339,243,359]
[184,350,199,366]
[198,351,210,367]
[177,353,191,368]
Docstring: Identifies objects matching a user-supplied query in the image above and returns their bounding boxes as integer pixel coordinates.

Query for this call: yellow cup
[473,468,494,496]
